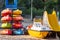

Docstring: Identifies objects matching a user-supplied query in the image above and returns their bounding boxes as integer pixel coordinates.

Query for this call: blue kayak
[13,29,24,35]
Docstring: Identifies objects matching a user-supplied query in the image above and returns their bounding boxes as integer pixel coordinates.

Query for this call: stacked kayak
[12,9,24,35]
[1,8,12,35]
[0,8,24,35]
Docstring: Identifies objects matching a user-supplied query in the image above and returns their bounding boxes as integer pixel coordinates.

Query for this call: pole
[57,11,59,20]
[31,0,33,20]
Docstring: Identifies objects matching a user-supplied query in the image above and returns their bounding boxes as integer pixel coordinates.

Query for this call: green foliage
[33,0,44,9]
[1,0,59,16]
[37,9,44,16]
[32,7,44,16]
[18,0,31,8]
[32,7,37,14]
[8,0,14,4]
[32,0,58,16]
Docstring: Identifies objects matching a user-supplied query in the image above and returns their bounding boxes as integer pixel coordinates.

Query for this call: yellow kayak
[13,9,22,15]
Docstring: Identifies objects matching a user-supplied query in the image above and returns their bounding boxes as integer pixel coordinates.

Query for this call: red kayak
[1,15,12,22]
[13,22,23,29]
[13,15,23,21]
[1,8,12,16]
[0,29,12,35]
